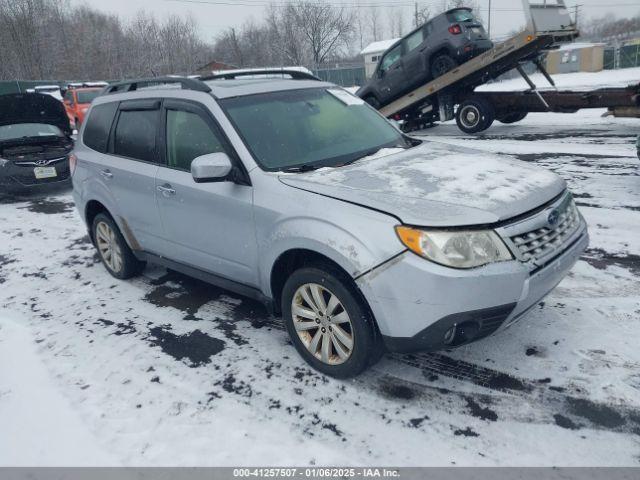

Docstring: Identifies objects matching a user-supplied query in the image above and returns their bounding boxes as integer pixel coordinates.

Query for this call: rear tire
[364,95,381,110]
[456,96,495,134]
[498,112,528,124]
[430,54,458,79]
[282,264,381,378]
[92,213,144,280]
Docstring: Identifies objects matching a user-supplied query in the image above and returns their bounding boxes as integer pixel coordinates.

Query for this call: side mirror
[377,69,385,78]
[191,152,233,183]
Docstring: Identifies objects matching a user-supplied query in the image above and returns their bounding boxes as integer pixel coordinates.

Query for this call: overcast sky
[70,0,640,45]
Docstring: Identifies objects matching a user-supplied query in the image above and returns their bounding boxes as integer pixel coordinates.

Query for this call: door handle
[157,184,176,197]
[100,169,113,179]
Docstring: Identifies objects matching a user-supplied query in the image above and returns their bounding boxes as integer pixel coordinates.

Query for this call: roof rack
[201,69,320,81]
[102,76,211,94]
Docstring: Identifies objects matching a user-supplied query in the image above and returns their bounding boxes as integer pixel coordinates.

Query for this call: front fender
[258,215,403,297]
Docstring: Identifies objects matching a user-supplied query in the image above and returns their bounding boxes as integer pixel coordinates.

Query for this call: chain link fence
[311,66,365,87]
[604,43,640,70]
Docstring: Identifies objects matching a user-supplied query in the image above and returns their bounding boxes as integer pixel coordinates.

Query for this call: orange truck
[63,87,102,128]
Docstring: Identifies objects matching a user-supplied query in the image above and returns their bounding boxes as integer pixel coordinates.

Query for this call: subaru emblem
[547,209,560,227]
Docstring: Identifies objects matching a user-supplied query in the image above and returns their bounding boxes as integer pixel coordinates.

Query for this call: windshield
[220,88,409,171]
[77,90,101,104]
[0,123,63,142]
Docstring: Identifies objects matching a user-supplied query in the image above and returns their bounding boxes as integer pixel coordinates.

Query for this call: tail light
[69,152,78,176]
[448,24,462,35]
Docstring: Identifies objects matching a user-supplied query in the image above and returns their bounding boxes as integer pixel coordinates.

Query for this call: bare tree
[290,2,354,66]
[367,7,383,42]
[414,4,432,28]
[0,0,215,80]
[388,8,405,38]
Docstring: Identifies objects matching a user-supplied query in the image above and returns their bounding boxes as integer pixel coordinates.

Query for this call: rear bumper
[357,221,588,353]
[0,160,71,189]
[458,39,493,62]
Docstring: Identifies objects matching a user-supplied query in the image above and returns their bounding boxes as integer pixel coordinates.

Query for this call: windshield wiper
[281,164,321,173]
[342,143,409,167]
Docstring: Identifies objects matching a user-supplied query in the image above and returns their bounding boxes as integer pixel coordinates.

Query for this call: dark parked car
[357,7,493,108]
[0,93,73,191]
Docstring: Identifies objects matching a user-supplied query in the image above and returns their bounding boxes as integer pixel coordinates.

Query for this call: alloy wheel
[291,283,354,365]
[95,221,123,273]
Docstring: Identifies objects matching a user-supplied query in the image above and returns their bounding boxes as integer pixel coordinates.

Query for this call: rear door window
[113,104,160,162]
[404,29,424,53]
[83,102,118,153]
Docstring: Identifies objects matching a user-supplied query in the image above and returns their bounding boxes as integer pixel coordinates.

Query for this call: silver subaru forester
[72,73,588,378]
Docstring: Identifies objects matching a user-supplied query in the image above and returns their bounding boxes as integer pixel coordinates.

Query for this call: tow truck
[368,0,640,134]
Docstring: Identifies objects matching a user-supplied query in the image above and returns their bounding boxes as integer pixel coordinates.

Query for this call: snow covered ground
[479,67,640,92]
[1,109,639,467]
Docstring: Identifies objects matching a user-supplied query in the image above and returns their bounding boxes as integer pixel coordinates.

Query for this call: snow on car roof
[360,38,400,56]
[206,78,332,99]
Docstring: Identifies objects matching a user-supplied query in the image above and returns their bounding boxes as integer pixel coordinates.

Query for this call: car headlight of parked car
[396,226,513,269]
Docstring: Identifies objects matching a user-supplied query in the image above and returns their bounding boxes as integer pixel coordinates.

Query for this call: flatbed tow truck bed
[370,0,640,134]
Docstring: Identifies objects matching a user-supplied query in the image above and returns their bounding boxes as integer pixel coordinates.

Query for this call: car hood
[278,142,566,227]
[0,93,71,137]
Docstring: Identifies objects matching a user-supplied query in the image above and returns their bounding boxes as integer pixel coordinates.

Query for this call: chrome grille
[510,198,580,262]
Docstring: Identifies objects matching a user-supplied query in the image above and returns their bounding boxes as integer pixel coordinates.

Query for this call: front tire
[282,265,381,378]
[456,96,495,134]
[92,213,144,279]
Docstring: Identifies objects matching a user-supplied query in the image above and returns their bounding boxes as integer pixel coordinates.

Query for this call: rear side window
[404,29,424,53]
[83,102,118,153]
[114,110,159,162]
[447,9,475,23]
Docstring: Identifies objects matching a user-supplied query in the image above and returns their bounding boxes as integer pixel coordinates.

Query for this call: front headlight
[396,226,513,269]
[0,158,8,168]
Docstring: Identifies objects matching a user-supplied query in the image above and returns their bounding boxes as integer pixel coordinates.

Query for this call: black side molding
[134,251,275,313]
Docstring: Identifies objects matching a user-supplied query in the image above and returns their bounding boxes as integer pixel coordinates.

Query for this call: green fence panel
[619,44,640,69]
[0,80,67,96]
[603,48,615,70]
[313,67,366,87]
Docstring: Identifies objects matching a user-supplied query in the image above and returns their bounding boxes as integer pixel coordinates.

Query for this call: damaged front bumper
[356,219,588,353]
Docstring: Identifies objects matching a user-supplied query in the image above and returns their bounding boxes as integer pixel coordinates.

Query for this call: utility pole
[572,4,582,28]
[414,2,419,28]
[488,0,492,39]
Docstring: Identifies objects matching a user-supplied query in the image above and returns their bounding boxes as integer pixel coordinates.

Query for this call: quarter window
[83,102,118,153]
[166,109,226,171]
[114,109,159,162]
[380,45,402,72]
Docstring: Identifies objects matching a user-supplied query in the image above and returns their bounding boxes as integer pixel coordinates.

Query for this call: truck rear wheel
[456,97,495,134]
[498,112,528,124]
